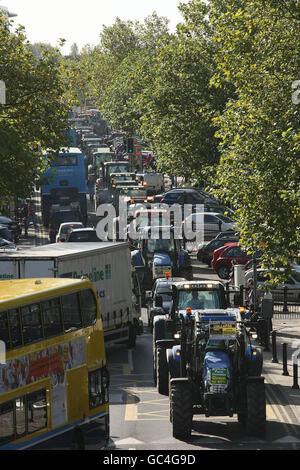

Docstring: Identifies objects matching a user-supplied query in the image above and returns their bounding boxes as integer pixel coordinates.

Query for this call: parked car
[0,224,14,242]
[65,228,101,242]
[204,205,235,218]
[160,189,205,206]
[56,222,84,242]
[191,187,220,206]
[215,230,238,240]
[0,215,22,242]
[146,277,186,330]
[197,236,239,265]
[212,243,253,279]
[182,212,237,242]
[245,267,300,302]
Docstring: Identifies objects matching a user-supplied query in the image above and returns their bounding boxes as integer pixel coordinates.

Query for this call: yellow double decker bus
[0,277,109,449]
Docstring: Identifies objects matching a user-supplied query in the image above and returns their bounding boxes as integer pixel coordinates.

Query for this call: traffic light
[127,138,134,154]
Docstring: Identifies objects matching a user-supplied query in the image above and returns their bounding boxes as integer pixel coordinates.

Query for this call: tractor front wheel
[170,380,192,440]
[246,379,266,438]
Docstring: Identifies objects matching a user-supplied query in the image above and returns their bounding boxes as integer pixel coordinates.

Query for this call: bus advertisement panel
[0,277,109,450]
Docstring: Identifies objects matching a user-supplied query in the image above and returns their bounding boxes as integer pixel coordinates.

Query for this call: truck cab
[88,148,115,182]
[95,161,131,206]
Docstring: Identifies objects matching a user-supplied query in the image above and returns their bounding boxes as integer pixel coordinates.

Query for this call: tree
[139,33,232,179]
[202,0,300,276]
[0,16,70,205]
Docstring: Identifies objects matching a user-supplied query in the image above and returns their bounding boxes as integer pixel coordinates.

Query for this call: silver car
[245,266,300,302]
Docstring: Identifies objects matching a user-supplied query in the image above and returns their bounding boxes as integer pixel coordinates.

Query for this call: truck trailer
[0,242,142,347]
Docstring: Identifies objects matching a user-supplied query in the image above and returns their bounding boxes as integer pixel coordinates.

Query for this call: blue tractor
[135,226,193,298]
[153,280,227,395]
[167,308,265,440]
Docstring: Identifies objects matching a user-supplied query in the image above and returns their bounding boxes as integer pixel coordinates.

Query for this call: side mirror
[145,291,152,303]
[154,295,163,307]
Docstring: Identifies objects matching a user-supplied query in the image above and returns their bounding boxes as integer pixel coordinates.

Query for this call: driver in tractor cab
[187,291,204,310]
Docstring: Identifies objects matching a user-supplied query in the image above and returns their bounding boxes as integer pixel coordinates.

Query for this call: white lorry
[137,172,165,195]
[0,242,143,347]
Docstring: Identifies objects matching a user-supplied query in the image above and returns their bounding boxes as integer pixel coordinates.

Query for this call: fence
[225,284,300,319]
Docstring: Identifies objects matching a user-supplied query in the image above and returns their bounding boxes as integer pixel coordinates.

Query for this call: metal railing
[225,284,300,318]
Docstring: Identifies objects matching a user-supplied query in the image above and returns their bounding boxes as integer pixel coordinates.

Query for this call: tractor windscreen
[177,289,222,310]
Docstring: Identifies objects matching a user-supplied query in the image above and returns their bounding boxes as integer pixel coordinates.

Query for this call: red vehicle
[211,242,237,270]
[212,242,252,279]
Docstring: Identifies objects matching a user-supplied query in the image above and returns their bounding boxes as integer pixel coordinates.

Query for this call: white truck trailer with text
[0,242,142,347]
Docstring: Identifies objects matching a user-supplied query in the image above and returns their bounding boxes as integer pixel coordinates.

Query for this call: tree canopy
[0,15,70,205]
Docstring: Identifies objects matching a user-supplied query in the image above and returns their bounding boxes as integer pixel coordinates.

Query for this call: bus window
[41,298,63,338]
[27,390,47,435]
[0,401,14,444]
[80,289,97,327]
[0,311,9,350]
[61,293,82,332]
[15,396,26,439]
[21,304,43,345]
[8,309,22,348]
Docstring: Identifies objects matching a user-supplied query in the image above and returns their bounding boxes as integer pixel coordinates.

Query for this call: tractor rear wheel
[170,381,192,440]
[157,345,168,396]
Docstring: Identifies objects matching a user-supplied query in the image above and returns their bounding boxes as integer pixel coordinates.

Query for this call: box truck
[0,242,143,347]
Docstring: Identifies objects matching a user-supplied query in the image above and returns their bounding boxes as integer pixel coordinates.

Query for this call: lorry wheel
[171,381,192,440]
[157,345,168,396]
[246,380,266,438]
[127,324,136,349]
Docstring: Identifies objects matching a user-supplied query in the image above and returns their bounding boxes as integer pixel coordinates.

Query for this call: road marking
[266,386,299,447]
[266,404,277,420]
[125,393,137,421]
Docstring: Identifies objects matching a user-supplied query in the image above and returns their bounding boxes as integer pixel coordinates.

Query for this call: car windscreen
[69,231,100,242]
[291,267,300,282]
[60,223,83,234]
[216,214,233,223]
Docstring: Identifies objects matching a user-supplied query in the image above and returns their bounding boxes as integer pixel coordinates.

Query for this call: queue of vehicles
[0,111,276,449]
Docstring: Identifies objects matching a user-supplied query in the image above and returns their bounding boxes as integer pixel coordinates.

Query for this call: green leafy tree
[202,0,300,276]
[0,16,70,205]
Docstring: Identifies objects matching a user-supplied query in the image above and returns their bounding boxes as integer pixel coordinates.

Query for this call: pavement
[258,317,300,443]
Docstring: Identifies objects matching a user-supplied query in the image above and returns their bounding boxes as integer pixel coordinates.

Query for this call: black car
[65,228,100,242]
[49,210,83,243]
[197,236,239,265]
[0,224,14,242]
[160,189,205,206]
[0,216,22,242]
[215,230,238,240]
